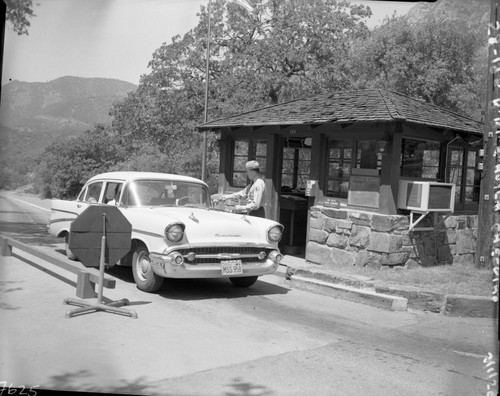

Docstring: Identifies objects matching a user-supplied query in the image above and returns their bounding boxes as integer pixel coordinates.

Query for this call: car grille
[177,247,273,264]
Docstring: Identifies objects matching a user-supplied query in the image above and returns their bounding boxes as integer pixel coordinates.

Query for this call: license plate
[221,260,243,275]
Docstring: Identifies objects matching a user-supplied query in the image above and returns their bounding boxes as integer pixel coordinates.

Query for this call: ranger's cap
[245,160,260,170]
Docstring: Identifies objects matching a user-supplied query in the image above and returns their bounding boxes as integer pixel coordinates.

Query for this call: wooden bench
[1,236,116,299]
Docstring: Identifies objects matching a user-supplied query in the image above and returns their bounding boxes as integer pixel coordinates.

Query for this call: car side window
[104,182,123,205]
[84,182,103,203]
[77,187,87,202]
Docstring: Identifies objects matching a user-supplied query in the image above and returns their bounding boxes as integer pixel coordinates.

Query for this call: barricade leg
[64,298,137,318]
[1,238,12,257]
[64,229,137,319]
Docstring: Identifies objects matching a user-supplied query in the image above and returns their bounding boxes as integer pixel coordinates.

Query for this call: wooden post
[217,134,228,194]
[379,123,401,215]
[76,271,96,299]
[266,134,280,222]
[476,0,500,268]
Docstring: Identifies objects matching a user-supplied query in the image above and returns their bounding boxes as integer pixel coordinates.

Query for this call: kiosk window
[326,140,352,199]
[401,139,440,179]
[465,150,480,206]
[447,145,480,210]
[281,143,311,190]
[232,139,267,187]
[326,138,384,199]
[356,140,382,169]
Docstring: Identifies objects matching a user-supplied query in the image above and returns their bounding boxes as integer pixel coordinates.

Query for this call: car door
[48,181,105,237]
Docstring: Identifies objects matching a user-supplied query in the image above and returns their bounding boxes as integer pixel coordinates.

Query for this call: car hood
[123,206,281,245]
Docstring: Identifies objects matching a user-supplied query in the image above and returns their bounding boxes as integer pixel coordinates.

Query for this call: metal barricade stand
[64,207,137,319]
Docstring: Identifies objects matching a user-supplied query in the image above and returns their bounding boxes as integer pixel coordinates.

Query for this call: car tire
[64,234,77,261]
[132,244,164,292]
[229,276,258,288]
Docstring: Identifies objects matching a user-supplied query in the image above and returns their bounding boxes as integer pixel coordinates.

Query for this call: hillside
[0,76,137,189]
[0,76,137,133]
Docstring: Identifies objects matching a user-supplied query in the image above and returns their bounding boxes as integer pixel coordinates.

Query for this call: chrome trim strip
[167,243,275,250]
[132,228,164,238]
[51,208,78,216]
[48,218,75,225]
[160,244,277,257]
[185,253,262,259]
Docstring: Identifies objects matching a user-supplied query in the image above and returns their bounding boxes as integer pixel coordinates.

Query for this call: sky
[1,0,417,87]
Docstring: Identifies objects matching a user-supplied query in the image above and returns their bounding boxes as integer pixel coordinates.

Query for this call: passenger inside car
[107,183,123,205]
[151,183,177,205]
[86,182,102,203]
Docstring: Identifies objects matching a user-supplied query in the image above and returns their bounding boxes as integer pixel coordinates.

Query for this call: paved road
[0,192,498,396]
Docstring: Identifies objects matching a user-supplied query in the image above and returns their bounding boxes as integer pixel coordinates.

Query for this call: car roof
[86,171,207,186]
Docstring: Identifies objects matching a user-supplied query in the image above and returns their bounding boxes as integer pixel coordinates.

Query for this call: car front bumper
[149,248,283,279]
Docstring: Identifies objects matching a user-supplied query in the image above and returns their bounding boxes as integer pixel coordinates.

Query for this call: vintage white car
[48,171,284,292]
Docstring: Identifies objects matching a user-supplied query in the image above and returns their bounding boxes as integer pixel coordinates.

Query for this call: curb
[374,284,445,313]
[375,284,498,318]
[290,275,408,312]
[293,267,375,290]
[281,257,497,318]
[444,294,498,318]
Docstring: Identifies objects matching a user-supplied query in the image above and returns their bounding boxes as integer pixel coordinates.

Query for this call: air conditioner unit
[397,180,455,212]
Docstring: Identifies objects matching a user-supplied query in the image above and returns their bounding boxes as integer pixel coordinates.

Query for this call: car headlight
[165,223,185,242]
[267,225,283,243]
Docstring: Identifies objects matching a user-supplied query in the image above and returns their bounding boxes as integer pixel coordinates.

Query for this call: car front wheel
[229,276,258,288]
[132,245,164,292]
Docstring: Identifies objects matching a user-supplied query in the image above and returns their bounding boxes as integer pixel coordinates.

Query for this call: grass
[334,263,494,296]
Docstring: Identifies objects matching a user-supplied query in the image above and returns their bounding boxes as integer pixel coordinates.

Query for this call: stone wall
[306,206,478,269]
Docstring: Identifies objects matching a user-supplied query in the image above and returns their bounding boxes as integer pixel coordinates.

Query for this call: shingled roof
[197,89,482,135]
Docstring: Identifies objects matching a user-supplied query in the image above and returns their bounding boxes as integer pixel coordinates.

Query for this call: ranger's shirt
[230,178,266,212]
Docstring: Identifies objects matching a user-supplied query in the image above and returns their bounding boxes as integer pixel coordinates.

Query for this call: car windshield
[122,180,209,208]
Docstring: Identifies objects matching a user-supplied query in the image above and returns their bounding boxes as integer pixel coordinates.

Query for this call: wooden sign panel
[348,170,380,209]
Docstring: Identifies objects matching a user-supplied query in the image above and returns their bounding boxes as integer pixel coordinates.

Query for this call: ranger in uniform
[220,160,266,217]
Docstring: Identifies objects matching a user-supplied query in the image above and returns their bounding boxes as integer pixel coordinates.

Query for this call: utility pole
[200,0,254,182]
[476,0,500,268]
[0,0,6,101]
[201,0,212,182]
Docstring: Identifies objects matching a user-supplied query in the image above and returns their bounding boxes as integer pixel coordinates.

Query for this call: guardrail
[0,236,116,299]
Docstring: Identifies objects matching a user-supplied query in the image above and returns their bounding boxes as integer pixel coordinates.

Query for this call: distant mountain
[0,76,137,190]
[0,76,137,134]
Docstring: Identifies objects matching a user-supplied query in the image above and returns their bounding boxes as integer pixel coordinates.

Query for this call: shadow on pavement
[225,377,274,396]
[0,221,60,246]
[11,253,77,289]
[44,371,275,395]
[45,370,176,395]
[7,254,153,309]
[106,265,289,301]
[25,247,289,302]
[0,280,25,310]
[158,277,289,301]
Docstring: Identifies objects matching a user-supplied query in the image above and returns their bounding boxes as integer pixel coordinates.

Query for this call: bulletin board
[347,169,380,209]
